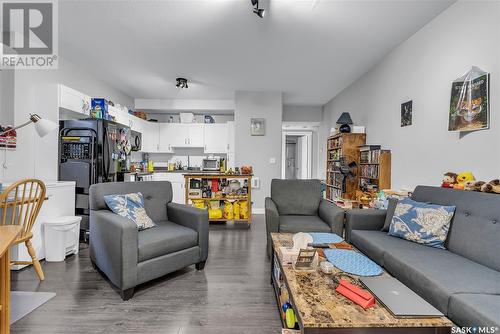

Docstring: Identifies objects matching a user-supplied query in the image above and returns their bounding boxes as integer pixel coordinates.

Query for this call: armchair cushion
[271,179,322,215]
[138,220,198,262]
[104,192,156,231]
[279,215,331,233]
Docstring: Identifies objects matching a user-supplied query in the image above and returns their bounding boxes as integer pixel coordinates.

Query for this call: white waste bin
[43,216,82,262]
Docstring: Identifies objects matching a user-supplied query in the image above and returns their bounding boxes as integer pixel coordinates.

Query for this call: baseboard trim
[252,208,264,214]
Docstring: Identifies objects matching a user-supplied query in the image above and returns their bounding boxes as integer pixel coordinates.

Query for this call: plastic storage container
[43,216,82,262]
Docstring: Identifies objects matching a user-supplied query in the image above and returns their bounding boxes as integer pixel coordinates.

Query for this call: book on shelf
[360,164,379,179]
[360,149,381,164]
[358,145,381,151]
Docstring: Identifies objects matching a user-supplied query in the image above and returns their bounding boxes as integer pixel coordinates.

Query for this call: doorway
[282,131,312,179]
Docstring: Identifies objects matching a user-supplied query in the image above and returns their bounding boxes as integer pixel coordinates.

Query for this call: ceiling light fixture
[175,78,188,89]
[250,0,265,18]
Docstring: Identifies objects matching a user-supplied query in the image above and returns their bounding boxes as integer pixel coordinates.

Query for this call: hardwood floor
[11,215,282,334]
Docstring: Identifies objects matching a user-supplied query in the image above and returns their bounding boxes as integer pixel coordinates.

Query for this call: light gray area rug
[10,291,56,324]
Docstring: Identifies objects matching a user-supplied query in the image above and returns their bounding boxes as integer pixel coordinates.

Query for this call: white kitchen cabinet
[227,121,235,153]
[204,123,228,153]
[58,84,91,116]
[159,123,180,151]
[11,181,76,269]
[187,124,204,147]
[159,123,204,148]
[108,105,130,127]
[128,116,141,131]
[142,121,160,153]
[152,172,185,204]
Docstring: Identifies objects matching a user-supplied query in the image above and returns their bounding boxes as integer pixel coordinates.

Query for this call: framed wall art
[250,118,265,136]
[449,66,489,132]
[401,100,413,127]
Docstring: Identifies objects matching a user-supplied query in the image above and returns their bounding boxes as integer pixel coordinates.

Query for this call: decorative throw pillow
[388,198,455,249]
[381,197,398,232]
[103,192,156,231]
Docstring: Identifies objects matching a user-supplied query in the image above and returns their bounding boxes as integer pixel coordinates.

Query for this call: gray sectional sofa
[346,186,500,327]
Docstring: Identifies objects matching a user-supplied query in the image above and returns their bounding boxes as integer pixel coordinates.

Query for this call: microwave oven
[130,130,142,151]
[202,159,219,171]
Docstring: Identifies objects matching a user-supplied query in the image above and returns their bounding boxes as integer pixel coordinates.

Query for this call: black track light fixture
[175,78,188,89]
[251,0,265,18]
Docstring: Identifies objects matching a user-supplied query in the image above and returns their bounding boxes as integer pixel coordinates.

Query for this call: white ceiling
[59,0,454,106]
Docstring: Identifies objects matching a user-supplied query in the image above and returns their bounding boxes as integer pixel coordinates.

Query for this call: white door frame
[281,131,313,179]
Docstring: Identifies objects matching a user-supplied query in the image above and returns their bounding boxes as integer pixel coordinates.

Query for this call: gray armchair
[89,181,209,300]
[265,179,345,256]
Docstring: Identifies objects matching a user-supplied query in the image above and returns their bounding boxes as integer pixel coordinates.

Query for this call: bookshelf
[325,132,366,201]
[359,145,391,192]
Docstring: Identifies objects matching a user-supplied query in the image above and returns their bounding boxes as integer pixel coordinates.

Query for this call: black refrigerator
[58,119,131,236]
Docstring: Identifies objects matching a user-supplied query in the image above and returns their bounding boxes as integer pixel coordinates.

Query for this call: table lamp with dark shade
[336,112,353,133]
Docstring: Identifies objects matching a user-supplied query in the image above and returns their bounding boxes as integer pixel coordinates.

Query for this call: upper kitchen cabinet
[136,119,160,153]
[58,84,91,116]
[160,123,204,148]
[108,105,130,128]
[187,124,204,147]
[158,123,176,152]
[204,123,228,153]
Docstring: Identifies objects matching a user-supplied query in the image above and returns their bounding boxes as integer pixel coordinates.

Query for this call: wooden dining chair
[0,179,46,281]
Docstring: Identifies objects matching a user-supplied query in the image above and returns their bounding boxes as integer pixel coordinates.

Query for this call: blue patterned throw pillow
[388,198,455,249]
[103,192,156,231]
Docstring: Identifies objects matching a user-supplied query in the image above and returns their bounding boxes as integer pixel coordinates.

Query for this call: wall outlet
[269,157,276,164]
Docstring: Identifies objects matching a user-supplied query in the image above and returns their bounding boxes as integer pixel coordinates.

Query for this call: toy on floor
[441,172,458,188]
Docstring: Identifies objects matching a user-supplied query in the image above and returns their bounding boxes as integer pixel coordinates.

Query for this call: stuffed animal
[463,180,485,191]
[453,172,475,190]
[480,179,500,194]
[441,172,458,188]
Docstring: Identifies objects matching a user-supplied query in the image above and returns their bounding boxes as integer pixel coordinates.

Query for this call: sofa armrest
[89,210,138,290]
[265,197,280,234]
[167,202,209,262]
[318,199,345,236]
[345,209,387,242]
[265,197,280,256]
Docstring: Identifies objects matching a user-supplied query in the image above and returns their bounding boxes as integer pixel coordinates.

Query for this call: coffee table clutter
[307,232,343,244]
[324,249,383,277]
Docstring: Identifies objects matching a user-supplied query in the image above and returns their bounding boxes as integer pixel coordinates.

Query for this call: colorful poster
[448,66,489,132]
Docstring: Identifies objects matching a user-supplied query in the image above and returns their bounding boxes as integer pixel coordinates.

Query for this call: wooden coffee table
[270,233,454,334]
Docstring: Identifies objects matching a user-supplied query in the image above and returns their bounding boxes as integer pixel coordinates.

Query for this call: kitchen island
[183,173,252,226]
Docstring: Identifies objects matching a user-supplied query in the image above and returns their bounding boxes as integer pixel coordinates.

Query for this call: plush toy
[463,180,485,191]
[441,172,458,188]
[453,172,475,190]
[480,179,500,194]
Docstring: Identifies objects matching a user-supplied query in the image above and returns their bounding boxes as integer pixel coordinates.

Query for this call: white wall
[0,57,133,183]
[323,0,500,190]
[235,91,283,210]
[283,105,323,122]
